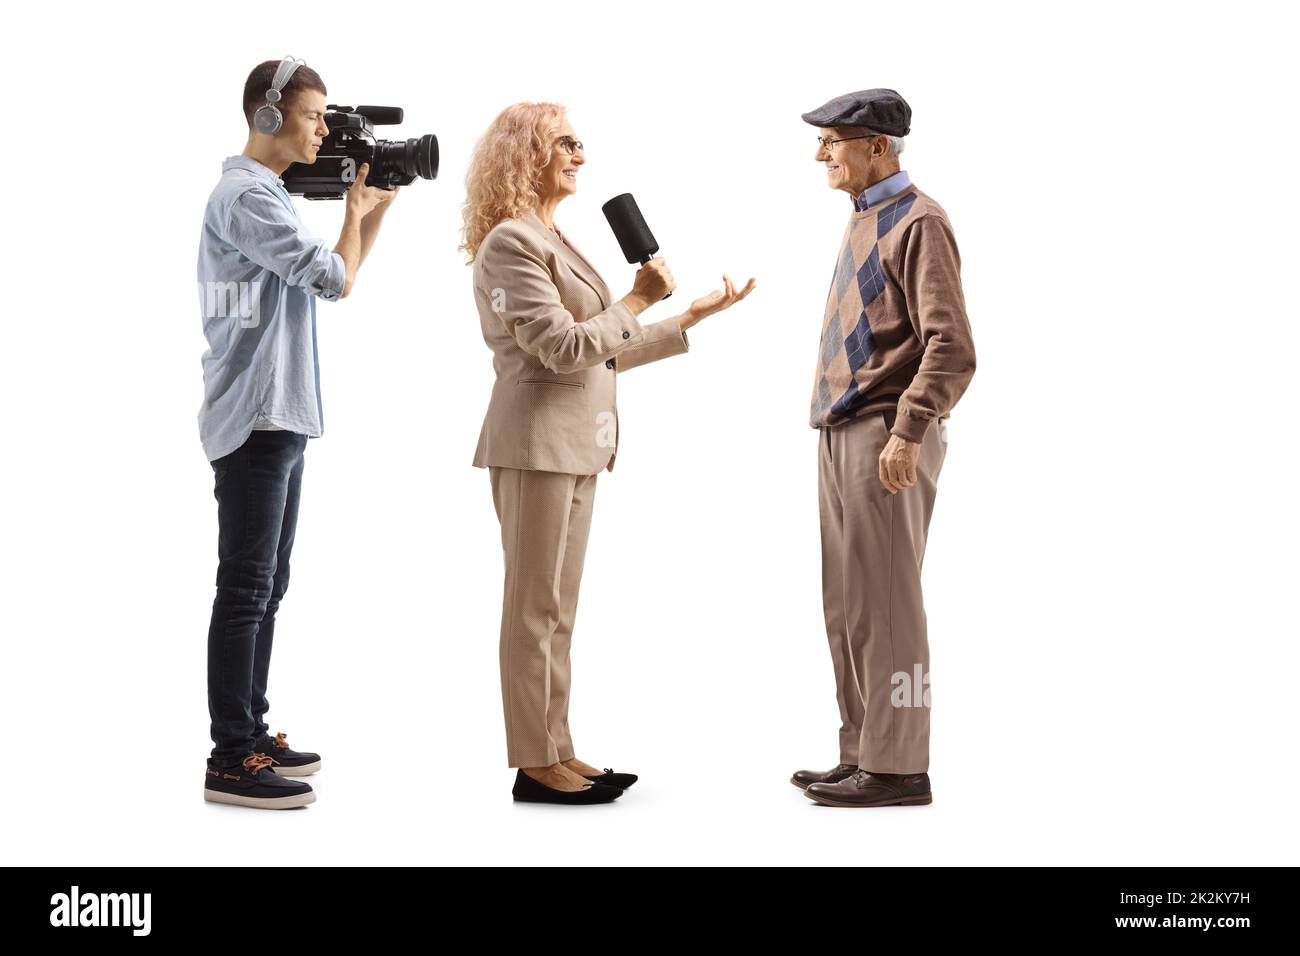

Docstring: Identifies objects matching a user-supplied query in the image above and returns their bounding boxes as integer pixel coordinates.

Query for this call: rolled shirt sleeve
[225,187,346,301]
[477,226,651,374]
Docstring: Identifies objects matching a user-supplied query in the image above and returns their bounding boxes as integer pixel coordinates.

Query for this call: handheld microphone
[602,193,671,299]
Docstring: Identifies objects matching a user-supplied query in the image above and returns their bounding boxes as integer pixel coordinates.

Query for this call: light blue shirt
[196,156,345,461]
[852,169,912,212]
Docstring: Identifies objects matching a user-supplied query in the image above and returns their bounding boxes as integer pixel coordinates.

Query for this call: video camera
[283,105,438,199]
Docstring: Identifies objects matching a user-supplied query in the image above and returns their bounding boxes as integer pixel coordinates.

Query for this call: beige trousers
[818,407,948,773]
[488,466,597,768]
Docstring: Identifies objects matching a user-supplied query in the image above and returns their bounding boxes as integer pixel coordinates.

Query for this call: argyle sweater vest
[809,183,976,443]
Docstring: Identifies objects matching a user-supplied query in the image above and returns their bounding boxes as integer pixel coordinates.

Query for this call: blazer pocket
[517,379,585,389]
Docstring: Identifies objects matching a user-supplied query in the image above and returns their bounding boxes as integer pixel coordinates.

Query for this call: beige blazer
[471,211,689,474]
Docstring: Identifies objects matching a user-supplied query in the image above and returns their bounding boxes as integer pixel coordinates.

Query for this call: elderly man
[792,88,976,808]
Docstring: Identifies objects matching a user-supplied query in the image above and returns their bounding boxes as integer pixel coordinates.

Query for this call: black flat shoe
[581,768,638,789]
[252,731,321,776]
[512,769,623,805]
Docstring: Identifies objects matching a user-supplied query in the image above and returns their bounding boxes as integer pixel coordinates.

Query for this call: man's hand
[366,183,399,217]
[335,163,398,298]
[879,433,920,494]
[345,163,395,218]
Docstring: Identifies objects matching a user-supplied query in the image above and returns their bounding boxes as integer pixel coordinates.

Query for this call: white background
[2,0,1296,866]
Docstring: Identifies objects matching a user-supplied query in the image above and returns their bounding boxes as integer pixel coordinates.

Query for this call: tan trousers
[488,466,597,768]
[818,407,948,773]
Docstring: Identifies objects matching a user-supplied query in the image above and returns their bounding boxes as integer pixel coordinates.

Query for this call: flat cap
[801,88,911,136]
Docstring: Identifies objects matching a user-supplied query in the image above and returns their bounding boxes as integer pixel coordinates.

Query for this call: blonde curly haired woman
[462,102,755,805]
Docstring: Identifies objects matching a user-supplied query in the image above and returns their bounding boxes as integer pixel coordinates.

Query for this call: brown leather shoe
[790,762,859,790]
[805,770,932,807]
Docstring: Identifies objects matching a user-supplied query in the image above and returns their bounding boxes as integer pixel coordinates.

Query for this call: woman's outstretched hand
[681,274,757,331]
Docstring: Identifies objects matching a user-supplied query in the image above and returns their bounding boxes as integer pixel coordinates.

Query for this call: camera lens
[411,135,438,181]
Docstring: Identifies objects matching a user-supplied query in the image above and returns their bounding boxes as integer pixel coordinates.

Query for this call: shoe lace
[242,753,275,776]
[273,732,290,750]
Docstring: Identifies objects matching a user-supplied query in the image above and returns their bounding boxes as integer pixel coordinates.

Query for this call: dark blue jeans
[206,430,307,765]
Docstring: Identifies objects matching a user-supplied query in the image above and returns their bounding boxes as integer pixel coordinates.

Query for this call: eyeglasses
[816,134,879,151]
[555,136,585,156]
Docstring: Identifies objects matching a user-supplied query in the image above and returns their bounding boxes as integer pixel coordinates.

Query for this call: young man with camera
[197,57,397,809]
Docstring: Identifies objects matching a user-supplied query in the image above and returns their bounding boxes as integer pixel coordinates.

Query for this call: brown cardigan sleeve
[893,214,977,442]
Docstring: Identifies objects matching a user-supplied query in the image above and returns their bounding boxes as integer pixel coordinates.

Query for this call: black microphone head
[602,193,659,264]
